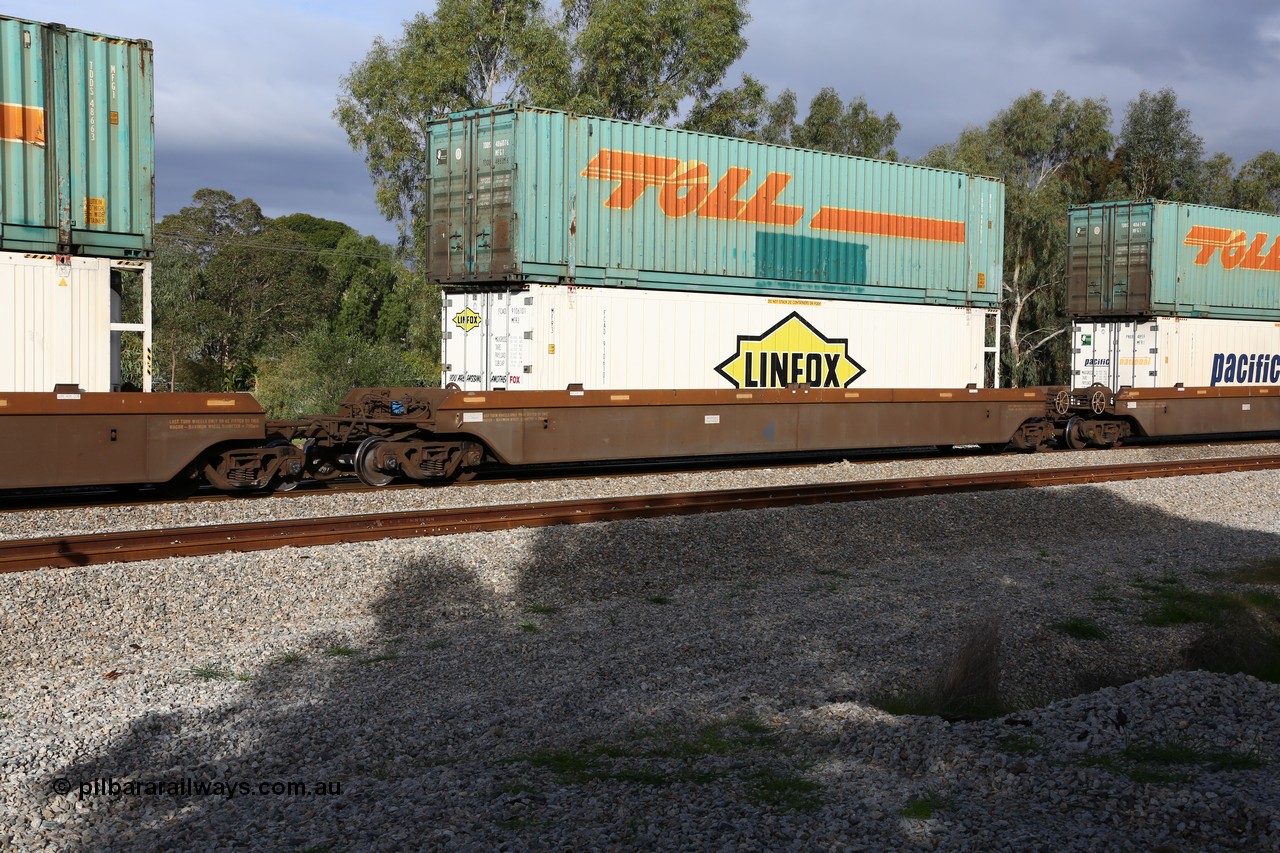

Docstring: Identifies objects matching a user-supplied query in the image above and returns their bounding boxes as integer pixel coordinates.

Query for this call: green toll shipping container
[1067,200,1280,321]
[0,15,154,258]
[426,106,1003,308]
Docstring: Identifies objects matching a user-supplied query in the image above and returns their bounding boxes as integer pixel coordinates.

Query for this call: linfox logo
[581,150,966,243]
[715,312,865,389]
[452,308,482,333]
[1184,226,1280,271]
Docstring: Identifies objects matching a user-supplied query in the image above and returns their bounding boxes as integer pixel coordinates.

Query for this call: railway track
[4,454,1278,573]
[4,435,1279,514]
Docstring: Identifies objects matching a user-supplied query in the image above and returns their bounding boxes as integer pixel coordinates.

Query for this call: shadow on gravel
[43,481,1280,850]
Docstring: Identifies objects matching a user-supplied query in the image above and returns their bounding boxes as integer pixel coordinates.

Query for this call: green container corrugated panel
[0,14,154,258]
[1068,200,1280,320]
[426,106,1003,307]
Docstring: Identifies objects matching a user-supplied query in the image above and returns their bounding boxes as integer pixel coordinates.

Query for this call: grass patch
[189,664,234,681]
[873,617,1010,721]
[507,715,820,812]
[1076,739,1264,784]
[997,734,1042,756]
[1138,580,1280,682]
[358,652,399,665]
[518,623,542,634]
[1049,617,1109,641]
[271,651,305,666]
[814,568,853,579]
[900,791,954,819]
[747,768,822,811]
[1231,558,1280,586]
[522,602,560,615]
[646,595,671,605]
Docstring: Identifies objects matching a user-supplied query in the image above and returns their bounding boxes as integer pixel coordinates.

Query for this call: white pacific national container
[442,285,1000,392]
[1072,316,1280,388]
[0,250,151,392]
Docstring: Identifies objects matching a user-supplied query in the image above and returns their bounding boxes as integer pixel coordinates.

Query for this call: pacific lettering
[1210,352,1280,386]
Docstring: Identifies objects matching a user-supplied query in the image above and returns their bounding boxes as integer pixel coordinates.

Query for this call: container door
[1067,203,1154,317]
[426,111,516,282]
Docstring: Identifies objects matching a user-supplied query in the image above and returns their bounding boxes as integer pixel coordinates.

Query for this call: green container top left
[0,14,154,258]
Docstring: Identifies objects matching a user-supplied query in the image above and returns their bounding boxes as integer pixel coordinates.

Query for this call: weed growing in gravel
[358,652,399,665]
[1049,618,1109,641]
[746,768,822,811]
[518,623,542,633]
[646,595,671,605]
[814,568,853,579]
[189,664,234,681]
[322,645,359,658]
[1075,739,1264,784]
[507,715,822,812]
[873,617,1009,721]
[1137,578,1280,682]
[997,734,1042,756]
[900,791,954,819]
[1232,558,1280,585]
[271,651,305,666]
[522,602,560,615]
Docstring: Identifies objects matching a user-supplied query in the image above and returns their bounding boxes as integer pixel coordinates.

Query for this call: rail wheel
[159,465,201,499]
[354,437,396,487]
[1052,389,1071,417]
[1062,416,1089,451]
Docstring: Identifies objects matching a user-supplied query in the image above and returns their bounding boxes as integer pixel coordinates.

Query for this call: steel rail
[3,455,1279,573]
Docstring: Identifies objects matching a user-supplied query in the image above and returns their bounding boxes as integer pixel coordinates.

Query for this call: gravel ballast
[2,457,1279,850]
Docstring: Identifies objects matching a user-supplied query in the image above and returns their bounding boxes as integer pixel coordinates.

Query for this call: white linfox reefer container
[443,285,1000,392]
[1072,317,1280,389]
[1,250,151,392]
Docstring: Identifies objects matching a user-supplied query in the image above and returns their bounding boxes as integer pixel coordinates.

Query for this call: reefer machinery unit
[443,285,1000,392]
[0,14,154,257]
[427,107,1003,308]
[1067,200,1280,321]
[1072,317,1280,389]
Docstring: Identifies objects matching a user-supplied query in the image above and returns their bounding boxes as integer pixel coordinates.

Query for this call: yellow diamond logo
[715,312,865,389]
[452,308,482,333]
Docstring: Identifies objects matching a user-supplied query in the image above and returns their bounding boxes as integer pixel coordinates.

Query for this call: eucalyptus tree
[336,0,750,251]
[922,90,1113,386]
[1113,88,1204,202]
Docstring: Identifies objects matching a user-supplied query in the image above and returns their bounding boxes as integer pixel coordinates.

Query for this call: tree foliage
[922,91,1112,386]
[1113,87,1204,201]
[336,0,749,248]
[151,190,436,407]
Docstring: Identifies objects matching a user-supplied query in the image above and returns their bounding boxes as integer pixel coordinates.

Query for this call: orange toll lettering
[698,167,753,221]
[738,173,805,227]
[0,103,45,145]
[657,162,711,218]
[581,150,682,209]
[1184,225,1280,271]
[582,147,959,240]
[809,207,966,243]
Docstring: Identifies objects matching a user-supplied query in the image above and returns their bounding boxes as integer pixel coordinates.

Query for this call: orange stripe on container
[809,207,965,243]
[0,103,45,145]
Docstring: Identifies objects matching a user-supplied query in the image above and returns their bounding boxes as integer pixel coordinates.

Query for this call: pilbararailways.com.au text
[51,776,343,800]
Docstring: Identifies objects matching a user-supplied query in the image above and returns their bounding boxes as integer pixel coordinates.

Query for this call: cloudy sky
[10,1,1280,243]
